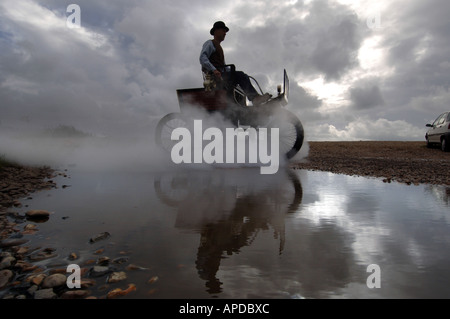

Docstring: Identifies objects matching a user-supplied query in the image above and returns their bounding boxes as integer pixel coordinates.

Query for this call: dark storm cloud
[307,2,362,80]
[349,80,384,110]
[378,0,450,124]
[226,0,363,82]
[287,82,325,122]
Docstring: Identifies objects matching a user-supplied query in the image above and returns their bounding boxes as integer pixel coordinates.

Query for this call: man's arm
[199,40,216,72]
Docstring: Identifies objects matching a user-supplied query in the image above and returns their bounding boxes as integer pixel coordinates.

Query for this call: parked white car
[425,111,450,152]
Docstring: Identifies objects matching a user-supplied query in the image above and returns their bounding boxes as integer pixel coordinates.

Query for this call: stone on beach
[108,271,127,283]
[25,210,51,221]
[89,232,111,243]
[90,266,111,277]
[42,273,67,288]
[61,290,90,299]
[0,269,14,289]
[26,210,50,217]
[106,283,136,299]
[34,288,57,299]
[0,238,29,248]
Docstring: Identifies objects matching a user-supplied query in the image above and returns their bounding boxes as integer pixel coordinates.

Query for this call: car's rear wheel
[441,136,450,152]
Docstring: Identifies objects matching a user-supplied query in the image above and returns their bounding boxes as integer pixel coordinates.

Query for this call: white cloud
[309,117,424,141]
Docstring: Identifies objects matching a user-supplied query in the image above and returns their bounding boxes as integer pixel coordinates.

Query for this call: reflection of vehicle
[425,184,450,206]
[426,111,450,152]
[155,67,304,160]
[153,168,303,294]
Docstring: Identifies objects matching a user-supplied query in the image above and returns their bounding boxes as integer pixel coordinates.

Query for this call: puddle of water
[4,167,450,298]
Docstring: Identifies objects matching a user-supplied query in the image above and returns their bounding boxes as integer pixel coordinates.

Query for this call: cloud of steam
[154,101,307,174]
[0,121,165,172]
[0,95,307,174]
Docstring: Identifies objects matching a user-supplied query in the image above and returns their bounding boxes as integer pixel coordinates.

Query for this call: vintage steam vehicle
[155,65,304,161]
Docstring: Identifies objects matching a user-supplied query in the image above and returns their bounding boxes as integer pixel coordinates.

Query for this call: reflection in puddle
[155,169,302,294]
[5,167,450,298]
[295,172,450,298]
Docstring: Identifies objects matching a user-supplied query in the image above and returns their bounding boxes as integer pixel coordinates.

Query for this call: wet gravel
[292,141,450,185]
[0,165,156,299]
[0,165,56,210]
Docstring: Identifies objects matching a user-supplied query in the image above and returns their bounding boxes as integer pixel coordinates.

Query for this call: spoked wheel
[265,109,304,159]
[155,112,189,152]
[154,172,190,207]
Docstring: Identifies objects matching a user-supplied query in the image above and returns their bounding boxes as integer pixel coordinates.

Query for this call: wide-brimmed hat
[210,21,229,35]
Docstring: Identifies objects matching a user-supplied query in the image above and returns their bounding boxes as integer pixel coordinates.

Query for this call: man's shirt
[199,40,224,73]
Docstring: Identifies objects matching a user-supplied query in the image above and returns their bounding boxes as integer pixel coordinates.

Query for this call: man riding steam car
[199,21,271,106]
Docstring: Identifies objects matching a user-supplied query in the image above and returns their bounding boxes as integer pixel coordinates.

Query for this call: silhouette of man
[199,21,271,106]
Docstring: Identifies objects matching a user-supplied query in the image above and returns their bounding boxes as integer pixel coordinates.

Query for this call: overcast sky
[1,0,450,142]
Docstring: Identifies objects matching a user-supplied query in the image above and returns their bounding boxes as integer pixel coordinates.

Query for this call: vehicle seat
[202,64,246,107]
